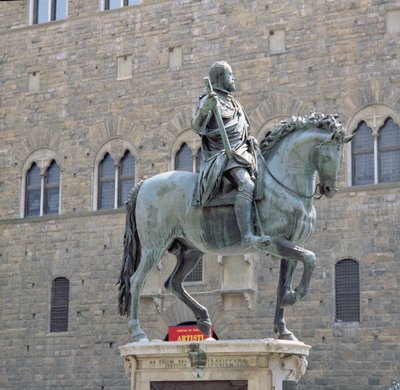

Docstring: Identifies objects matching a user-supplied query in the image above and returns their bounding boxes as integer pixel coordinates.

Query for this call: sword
[203,77,233,160]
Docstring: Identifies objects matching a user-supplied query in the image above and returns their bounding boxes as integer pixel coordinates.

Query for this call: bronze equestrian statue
[118,62,354,342]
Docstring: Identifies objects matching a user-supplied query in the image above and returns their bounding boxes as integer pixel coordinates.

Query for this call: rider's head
[209,61,235,92]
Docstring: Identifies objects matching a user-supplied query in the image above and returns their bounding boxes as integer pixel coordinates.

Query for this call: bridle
[265,163,321,199]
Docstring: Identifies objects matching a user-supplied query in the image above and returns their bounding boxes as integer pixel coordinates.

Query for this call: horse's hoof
[197,319,212,338]
[278,332,298,342]
[131,331,149,342]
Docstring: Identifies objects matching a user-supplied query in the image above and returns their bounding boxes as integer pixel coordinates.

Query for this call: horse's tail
[117,180,145,316]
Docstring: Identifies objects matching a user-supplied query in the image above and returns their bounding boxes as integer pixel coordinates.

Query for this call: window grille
[118,151,135,207]
[50,277,70,332]
[25,163,41,217]
[44,161,60,215]
[335,259,360,322]
[99,153,115,210]
[184,259,203,283]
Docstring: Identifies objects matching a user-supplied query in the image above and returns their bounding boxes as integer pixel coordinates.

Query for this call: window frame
[22,155,61,218]
[30,0,68,25]
[98,153,117,210]
[94,148,136,211]
[347,105,400,187]
[335,259,360,323]
[50,277,70,333]
[101,0,141,11]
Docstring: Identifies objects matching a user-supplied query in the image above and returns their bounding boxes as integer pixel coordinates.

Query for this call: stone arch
[162,105,201,170]
[250,93,306,141]
[338,79,400,128]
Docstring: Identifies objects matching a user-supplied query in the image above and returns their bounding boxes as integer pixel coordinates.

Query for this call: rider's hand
[248,136,259,147]
[200,93,217,114]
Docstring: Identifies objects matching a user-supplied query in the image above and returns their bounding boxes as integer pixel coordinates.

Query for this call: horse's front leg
[269,238,316,339]
[271,238,316,305]
[273,258,298,340]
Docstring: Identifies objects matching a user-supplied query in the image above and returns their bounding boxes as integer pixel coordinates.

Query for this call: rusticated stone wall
[1,1,399,389]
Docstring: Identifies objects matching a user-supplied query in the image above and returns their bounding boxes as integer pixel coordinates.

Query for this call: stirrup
[242,234,271,250]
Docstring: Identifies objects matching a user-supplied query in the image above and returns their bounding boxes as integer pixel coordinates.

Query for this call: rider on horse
[191,61,271,250]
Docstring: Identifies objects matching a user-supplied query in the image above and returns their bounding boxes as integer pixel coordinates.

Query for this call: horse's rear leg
[165,245,211,337]
[128,248,163,341]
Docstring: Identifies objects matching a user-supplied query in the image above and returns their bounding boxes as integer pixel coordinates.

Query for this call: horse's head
[314,131,354,198]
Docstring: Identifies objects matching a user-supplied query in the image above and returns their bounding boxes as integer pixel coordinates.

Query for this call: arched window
[378,118,400,183]
[44,161,60,215]
[335,259,360,322]
[175,143,193,171]
[98,153,115,210]
[25,160,60,217]
[352,121,374,185]
[351,117,400,185]
[118,151,135,208]
[175,142,203,173]
[50,277,70,332]
[25,163,41,217]
[98,151,136,210]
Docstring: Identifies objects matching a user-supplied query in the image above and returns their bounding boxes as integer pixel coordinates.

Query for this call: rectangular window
[335,259,360,322]
[104,0,141,10]
[33,0,67,24]
[50,278,69,332]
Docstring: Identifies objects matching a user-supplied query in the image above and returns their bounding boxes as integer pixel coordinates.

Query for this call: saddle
[193,157,265,207]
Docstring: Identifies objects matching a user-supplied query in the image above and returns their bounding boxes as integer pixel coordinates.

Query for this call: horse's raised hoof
[197,318,212,338]
[281,289,298,307]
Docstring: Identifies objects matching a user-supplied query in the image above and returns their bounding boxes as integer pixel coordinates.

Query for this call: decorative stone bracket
[217,288,255,310]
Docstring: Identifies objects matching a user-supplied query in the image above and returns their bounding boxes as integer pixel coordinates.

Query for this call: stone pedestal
[119,339,310,390]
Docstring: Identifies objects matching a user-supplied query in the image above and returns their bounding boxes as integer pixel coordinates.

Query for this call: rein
[265,162,321,199]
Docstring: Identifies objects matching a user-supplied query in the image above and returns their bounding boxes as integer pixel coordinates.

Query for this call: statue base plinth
[119,338,310,390]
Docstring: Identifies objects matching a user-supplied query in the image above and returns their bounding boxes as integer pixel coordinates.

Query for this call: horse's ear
[344,133,356,143]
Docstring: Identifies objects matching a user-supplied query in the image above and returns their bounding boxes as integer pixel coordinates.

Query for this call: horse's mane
[260,112,346,158]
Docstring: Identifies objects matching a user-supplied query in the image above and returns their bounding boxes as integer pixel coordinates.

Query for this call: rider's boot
[235,189,271,251]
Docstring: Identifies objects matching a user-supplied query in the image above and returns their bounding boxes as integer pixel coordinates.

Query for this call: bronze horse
[118,112,354,341]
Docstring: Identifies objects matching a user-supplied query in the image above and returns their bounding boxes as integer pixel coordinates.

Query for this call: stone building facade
[0,0,399,389]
